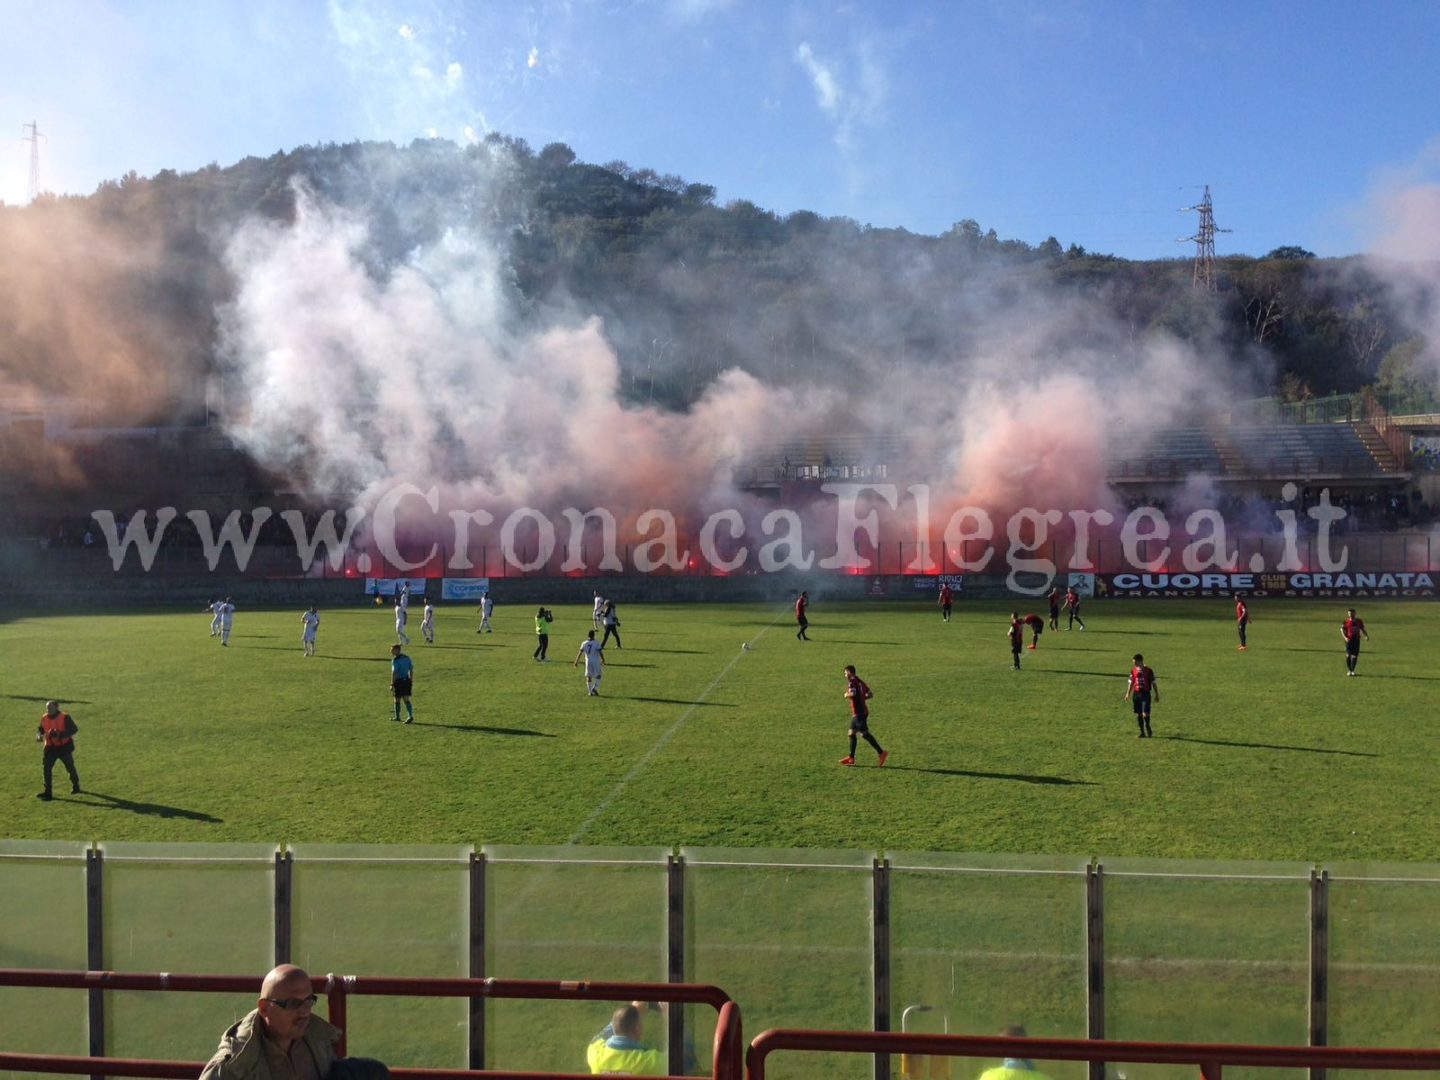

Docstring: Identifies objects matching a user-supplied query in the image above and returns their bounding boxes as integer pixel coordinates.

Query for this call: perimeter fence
[4,844,1440,1080]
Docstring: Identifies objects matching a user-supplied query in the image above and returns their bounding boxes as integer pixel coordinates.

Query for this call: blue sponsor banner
[441,578,490,601]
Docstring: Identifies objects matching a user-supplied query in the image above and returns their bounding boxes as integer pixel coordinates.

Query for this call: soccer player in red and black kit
[1341,608,1369,676]
[1235,597,1250,651]
[1123,653,1159,737]
[939,583,954,622]
[839,665,887,766]
[1047,586,1061,631]
[795,591,810,640]
[1023,613,1045,650]
[1064,586,1086,630]
[1007,613,1025,669]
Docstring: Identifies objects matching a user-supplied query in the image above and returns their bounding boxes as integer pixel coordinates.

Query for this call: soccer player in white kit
[477,593,494,633]
[208,599,225,637]
[574,630,605,696]
[219,598,235,646]
[399,582,411,612]
[421,600,435,644]
[592,592,605,630]
[301,605,320,656]
[394,599,411,645]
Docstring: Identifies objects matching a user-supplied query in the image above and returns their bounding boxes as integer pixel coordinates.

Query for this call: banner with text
[1100,571,1436,598]
[441,578,491,601]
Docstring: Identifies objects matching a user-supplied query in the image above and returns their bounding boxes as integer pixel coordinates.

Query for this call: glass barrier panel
[890,853,1090,1080]
[0,842,91,1077]
[483,846,670,1074]
[1104,860,1311,1080]
[99,843,275,1063]
[290,844,470,1069]
[684,848,874,1080]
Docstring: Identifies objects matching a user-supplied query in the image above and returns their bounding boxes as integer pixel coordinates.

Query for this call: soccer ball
[741,642,750,652]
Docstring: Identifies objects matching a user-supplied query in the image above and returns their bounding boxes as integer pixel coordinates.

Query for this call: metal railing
[745,1031,1440,1080]
[0,969,741,1080]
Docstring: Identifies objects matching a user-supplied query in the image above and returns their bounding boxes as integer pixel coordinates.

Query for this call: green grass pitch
[4,597,1437,861]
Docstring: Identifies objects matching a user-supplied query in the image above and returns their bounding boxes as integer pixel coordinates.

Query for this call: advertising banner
[441,578,490,601]
[1100,571,1436,598]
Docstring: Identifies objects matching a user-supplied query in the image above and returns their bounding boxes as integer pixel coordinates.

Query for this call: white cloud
[527,46,540,69]
[794,37,887,161]
[446,61,463,90]
[398,23,415,39]
[795,42,841,114]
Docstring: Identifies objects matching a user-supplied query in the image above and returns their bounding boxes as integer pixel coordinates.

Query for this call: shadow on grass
[888,765,1097,786]
[632,648,706,655]
[310,655,391,663]
[1032,669,1123,679]
[621,696,737,708]
[2,694,93,704]
[1080,629,1169,635]
[1364,673,1440,682]
[602,662,658,669]
[1161,735,1378,757]
[72,792,222,822]
[409,721,555,737]
[814,639,904,646]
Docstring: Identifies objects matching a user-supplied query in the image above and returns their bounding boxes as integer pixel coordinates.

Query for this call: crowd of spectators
[1114,486,1434,531]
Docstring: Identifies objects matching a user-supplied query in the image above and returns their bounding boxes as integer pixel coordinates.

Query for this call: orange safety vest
[41,712,74,749]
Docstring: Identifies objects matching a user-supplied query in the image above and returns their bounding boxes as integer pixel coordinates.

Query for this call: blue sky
[3,0,1438,259]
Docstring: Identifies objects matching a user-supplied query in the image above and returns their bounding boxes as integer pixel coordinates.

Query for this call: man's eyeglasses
[265,994,318,1011]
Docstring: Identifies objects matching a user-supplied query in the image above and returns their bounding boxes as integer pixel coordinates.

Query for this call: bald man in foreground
[200,965,341,1080]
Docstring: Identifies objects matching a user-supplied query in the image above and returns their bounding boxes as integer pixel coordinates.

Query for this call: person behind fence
[977,1024,1053,1080]
[36,699,80,800]
[586,1002,665,1076]
[200,964,340,1080]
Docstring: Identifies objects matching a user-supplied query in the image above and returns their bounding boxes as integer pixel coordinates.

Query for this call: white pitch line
[567,614,783,844]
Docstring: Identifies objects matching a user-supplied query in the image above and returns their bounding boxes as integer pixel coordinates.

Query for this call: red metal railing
[745,1030,1440,1080]
[0,969,740,1080]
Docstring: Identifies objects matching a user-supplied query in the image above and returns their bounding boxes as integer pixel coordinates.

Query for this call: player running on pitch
[1123,653,1159,738]
[1342,608,1370,676]
[839,665,886,767]
[574,630,606,696]
[795,591,811,640]
[394,598,411,645]
[301,605,319,657]
[939,582,954,622]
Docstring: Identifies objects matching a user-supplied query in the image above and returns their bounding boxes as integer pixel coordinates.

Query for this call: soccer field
[5,597,1438,861]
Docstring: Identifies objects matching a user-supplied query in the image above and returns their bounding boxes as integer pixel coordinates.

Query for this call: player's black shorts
[848,712,869,733]
[392,678,413,698]
[797,615,809,628]
[1345,639,1361,656]
[1131,692,1151,715]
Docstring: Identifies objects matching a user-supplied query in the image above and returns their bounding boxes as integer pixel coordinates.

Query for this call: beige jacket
[199,1008,341,1080]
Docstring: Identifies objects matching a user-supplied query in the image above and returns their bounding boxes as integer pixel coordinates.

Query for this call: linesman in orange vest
[36,699,81,800]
